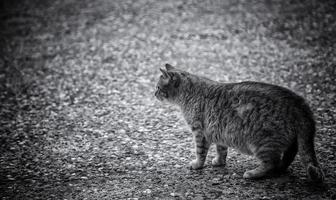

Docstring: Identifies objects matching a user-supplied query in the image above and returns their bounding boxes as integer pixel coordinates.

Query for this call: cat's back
[224,81,314,122]
[229,81,305,104]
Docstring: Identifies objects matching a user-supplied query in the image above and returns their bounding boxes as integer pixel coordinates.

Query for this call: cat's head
[155,64,187,103]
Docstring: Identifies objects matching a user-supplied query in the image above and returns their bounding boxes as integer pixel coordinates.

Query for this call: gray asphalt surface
[1,0,335,199]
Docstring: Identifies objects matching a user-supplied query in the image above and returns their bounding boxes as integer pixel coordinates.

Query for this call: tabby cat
[155,64,324,182]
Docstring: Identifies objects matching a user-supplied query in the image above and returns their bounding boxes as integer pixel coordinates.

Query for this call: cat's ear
[165,63,175,71]
[172,74,180,87]
[160,68,180,87]
[160,68,171,79]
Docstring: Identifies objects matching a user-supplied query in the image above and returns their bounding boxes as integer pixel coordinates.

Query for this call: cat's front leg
[189,129,210,170]
[212,144,228,167]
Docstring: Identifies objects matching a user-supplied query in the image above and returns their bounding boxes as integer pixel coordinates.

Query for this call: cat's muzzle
[155,87,167,101]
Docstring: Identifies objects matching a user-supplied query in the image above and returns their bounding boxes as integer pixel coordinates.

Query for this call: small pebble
[143,189,151,194]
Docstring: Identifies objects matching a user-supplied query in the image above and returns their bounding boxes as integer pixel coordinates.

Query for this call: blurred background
[1,0,335,199]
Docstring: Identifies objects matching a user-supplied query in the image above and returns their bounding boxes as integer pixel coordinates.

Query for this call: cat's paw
[307,164,324,183]
[243,168,268,179]
[189,160,204,170]
[211,157,226,167]
[243,170,255,179]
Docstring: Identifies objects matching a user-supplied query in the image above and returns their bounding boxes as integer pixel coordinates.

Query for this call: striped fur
[155,64,324,182]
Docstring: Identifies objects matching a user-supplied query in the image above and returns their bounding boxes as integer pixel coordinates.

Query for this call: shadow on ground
[0,0,335,199]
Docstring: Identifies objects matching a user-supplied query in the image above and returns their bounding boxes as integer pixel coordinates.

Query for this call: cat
[155,63,324,182]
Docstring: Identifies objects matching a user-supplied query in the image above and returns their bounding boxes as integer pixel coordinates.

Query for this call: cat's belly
[231,143,254,155]
[219,140,254,155]
[205,128,254,155]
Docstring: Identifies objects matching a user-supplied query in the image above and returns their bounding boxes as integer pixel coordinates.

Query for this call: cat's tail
[297,105,324,183]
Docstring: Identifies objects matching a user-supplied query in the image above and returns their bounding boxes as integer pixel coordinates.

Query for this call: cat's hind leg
[189,129,210,170]
[212,144,228,167]
[278,139,298,172]
[243,149,281,179]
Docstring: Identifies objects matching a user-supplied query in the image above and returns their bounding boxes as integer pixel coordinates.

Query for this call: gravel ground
[1,0,336,199]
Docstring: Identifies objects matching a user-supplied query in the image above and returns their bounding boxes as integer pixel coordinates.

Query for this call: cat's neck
[176,77,219,107]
